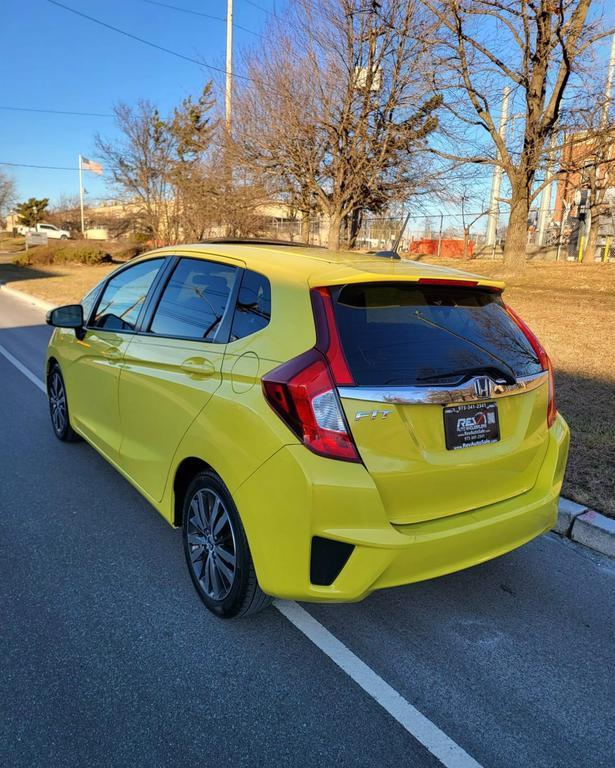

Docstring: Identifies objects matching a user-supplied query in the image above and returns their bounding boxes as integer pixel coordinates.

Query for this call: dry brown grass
[0,262,117,305]
[2,255,613,516]
[421,258,615,517]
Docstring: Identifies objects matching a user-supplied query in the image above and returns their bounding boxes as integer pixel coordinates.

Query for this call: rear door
[118,256,240,502]
[332,281,550,525]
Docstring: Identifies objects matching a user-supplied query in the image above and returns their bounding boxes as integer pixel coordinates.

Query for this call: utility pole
[225,0,233,132]
[537,132,557,247]
[485,87,510,248]
[78,154,85,237]
[601,31,615,129]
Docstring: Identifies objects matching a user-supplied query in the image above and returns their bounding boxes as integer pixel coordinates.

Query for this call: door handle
[180,357,215,378]
[103,347,122,360]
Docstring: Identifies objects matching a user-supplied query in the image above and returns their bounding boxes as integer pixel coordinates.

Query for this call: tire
[60,235,68,240]
[47,364,81,442]
[182,470,271,618]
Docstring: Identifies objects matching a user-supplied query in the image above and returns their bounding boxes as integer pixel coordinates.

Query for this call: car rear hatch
[329,278,552,525]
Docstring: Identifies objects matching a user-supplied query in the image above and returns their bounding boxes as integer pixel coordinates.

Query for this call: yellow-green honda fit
[46,242,569,617]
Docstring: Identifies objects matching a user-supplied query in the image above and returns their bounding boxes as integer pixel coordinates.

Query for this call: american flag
[80,156,103,175]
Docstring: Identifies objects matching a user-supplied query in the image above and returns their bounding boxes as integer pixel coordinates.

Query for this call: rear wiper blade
[412,310,517,382]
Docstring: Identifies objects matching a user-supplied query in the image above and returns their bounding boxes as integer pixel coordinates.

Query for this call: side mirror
[46,304,85,339]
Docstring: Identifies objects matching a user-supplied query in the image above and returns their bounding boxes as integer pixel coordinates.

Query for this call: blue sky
[1,0,278,205]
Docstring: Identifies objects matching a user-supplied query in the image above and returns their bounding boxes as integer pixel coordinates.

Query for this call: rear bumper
[235,414,570,602]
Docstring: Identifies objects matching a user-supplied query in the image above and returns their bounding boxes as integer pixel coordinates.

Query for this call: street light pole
[485,86,510,248]
[225,0,233,132]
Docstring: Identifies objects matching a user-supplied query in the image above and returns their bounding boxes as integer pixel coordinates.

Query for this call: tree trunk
[327,211,342,251]
[503,189,529,270]
[583,214,598,263]
[348,208,362,249]
[300,213,311,244]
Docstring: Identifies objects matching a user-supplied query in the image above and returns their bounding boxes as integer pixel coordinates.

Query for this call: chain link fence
[260,206,615,261]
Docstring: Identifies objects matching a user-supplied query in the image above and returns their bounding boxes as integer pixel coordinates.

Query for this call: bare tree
[234,0,441,250]
[424,0,609,268]
[96,101,182,244]
[0,171,17,218]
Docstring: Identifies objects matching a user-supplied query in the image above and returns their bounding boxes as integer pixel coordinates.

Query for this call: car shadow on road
[0,261,67,285]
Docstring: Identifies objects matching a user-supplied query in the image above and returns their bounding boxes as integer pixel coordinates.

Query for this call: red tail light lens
[505,304,557,427]
[262,288,360,462]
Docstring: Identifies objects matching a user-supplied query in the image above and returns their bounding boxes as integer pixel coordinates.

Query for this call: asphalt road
[1,289,614,768]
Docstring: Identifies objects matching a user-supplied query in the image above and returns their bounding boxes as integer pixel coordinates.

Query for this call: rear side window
[331,282,542,386]
[230,269,271,341]
[150,258,236,341]
[91,259,164,332]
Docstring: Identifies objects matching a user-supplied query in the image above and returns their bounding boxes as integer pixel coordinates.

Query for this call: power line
[241,0,271,14]
[0,105,113,118]
[0,161,78,171]
[142,0,261,38]
[47,0,255,85]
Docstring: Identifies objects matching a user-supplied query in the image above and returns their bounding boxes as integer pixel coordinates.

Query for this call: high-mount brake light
[417,277,502,292]
[261,288,360,462]
[505,304,557,427]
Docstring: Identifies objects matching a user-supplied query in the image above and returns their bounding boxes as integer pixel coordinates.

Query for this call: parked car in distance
[45,241,570,618]
[18,222,70,239]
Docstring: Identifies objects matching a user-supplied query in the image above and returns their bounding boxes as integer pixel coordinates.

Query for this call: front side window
[230,269,271,341]
[81,283,104,324]
[150,258,236,341]
[91,259,164,332]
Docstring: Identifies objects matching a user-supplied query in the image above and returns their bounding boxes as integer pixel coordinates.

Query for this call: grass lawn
[0,234,26,254]
[0,261,117,305]
[1,255,613,517]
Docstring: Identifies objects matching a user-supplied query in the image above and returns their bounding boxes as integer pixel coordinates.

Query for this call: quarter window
[91,259,164,332]
[230,269,271,340]
[150,258,236,341]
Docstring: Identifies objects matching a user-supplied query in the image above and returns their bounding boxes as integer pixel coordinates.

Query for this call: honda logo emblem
[474,376,492,399]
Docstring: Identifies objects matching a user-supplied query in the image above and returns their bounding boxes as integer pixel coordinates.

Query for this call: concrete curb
[0,283,54,312]
[555,498,615,559]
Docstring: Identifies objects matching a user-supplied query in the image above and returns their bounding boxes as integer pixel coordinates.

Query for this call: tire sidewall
[182,471,251,618]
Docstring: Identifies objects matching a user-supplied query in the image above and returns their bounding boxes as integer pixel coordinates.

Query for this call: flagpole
[78,154,85,237]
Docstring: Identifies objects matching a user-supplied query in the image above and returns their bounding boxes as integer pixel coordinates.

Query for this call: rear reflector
[505,304,557,427]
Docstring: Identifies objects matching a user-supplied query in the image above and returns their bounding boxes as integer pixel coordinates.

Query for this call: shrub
[53,245,112,265]
[13,241,112,266]
[112,242,148,261]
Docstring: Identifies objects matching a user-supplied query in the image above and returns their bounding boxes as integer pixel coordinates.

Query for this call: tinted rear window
[331,282,542,386]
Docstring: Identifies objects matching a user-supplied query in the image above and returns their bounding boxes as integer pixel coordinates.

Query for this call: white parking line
[275,601,483,768]
[0,342,46,393]
[1,343,484,768]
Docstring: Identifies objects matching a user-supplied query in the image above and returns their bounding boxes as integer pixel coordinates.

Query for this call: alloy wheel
[49,371,67,435]
[187,488,237,601]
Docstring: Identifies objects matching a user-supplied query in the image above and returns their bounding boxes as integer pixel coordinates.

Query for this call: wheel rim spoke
[215,554,234,584]
[213,509,229,537]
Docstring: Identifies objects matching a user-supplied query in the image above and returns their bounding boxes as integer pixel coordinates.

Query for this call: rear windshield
[331,282,542,386]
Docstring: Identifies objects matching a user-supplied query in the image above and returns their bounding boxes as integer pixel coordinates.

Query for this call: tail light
[505,304,557,427]
[262,288,360,462]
